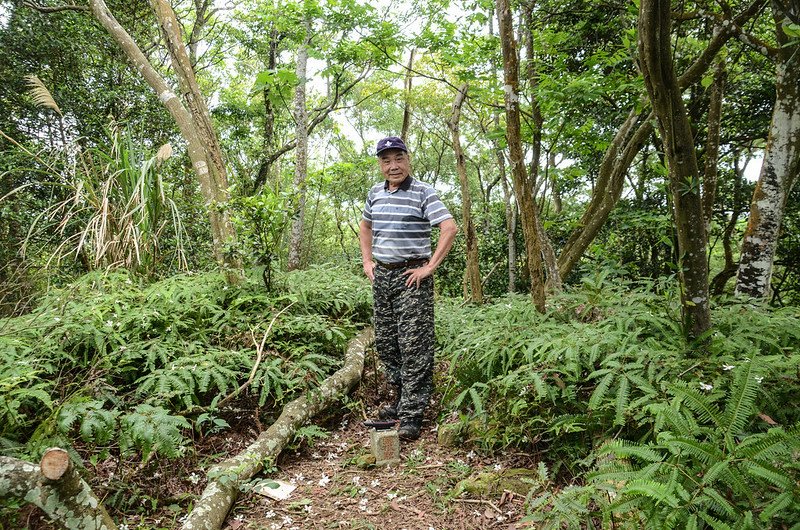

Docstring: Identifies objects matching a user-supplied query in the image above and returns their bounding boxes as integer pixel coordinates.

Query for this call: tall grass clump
[437,270,800,526]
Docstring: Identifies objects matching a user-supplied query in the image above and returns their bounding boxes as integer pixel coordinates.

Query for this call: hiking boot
[398,419,422,441]
[378,395,400,420]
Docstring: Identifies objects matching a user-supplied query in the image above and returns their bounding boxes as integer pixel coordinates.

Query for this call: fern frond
[700,486,737,517]
[614,375,630,426]
[670,383,724,428]
[760,491,794,520]
[588,372,614,410]
[664,437,724,465]
[597,439,664,463]
[722,361,759,445]
[622,479,679,508]
[24,75,62,115]
[698,511,734,530]
[745,461,794,490]
[736,428,794,461]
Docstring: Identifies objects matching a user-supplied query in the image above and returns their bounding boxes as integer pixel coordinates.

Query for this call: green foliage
[572,364,800,528]
[120,404,192,461]
[0,265,371,461]
[438,272,800,524]
[16,120,187,276]
[229,187,291,289]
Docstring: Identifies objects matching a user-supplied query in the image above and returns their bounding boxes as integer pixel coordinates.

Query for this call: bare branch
[21,0,88,13]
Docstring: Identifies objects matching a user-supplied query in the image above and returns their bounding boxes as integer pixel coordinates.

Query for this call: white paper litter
[252,479,296,501]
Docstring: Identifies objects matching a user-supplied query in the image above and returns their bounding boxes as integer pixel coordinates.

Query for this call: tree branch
[21,0,88,13]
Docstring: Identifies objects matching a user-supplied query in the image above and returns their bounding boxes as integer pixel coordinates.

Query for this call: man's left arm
[403,218,458,288]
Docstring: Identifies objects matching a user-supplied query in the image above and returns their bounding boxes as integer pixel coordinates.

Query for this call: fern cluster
[0,265,371,462]
[437,272,800,526]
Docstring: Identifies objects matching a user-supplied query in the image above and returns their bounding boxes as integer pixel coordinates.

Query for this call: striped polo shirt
[362,176,453,263]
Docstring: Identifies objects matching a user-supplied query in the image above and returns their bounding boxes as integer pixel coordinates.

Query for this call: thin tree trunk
[401,49,415,143]
[497,0,545,312]
[639,0,711,340]
[287,17,311,271]
[150,0,238,267]
[448,83,482,303]
[88,0,238,269]
[181,328,373,530]
[558,108,654,279]
[548,151,562,214]
[255,28,281,192]
[702,59,726,230]
[710,154,746,294]
[0,448,117,530]
[523,2,561,293]
[735,2,800,297]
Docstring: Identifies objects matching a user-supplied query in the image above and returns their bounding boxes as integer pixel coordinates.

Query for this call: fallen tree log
[181,327,374,530]
[0,447,117,530]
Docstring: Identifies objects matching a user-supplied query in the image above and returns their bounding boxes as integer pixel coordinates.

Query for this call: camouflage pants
[373,264,435,422]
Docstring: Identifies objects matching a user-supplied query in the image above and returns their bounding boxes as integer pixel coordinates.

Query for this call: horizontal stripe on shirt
[362,176,452,263]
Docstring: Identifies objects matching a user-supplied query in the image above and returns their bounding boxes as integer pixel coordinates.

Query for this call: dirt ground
[226,414,534,530]
[16,358,538,530]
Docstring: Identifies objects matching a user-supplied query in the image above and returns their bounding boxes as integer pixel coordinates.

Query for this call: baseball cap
[375,136,408,155]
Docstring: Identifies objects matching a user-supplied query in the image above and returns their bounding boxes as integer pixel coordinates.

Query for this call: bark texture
[702,60,726,229]
[287,17,311,271]
[523,2,561,293]
[448,84,482,303]
[88,0,237,269]
[735,2,800,297]
[639,0,711,340]
[497,0,545,312]
[401,49,415,143]
[0,448,117,530]
[181,328,374,530]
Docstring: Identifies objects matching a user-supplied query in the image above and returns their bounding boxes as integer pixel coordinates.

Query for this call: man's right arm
[359,219,375,282]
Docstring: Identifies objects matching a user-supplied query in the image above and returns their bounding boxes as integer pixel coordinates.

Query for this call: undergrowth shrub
[0,264,371,463]
[437,272,800,526]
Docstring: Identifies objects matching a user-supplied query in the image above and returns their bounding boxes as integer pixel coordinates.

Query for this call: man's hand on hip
[403,264,433,289]
[363,261,375,283]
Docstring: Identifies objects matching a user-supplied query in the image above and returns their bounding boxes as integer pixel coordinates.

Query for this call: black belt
[375,259,428,270]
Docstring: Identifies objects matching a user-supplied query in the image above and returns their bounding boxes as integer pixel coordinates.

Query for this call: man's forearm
[427,218,458,271]
[359,220,373,263]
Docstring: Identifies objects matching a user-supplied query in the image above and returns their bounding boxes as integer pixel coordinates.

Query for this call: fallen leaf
[759,412,779,426]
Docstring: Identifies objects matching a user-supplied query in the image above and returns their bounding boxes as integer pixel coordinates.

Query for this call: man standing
[359,136,458,440]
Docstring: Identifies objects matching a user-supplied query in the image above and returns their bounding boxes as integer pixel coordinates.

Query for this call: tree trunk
[523,2,561,293]
[548,152,562,214]
[401,49,415,143]
[702,59,726,229]
[181,328,373,530]
[710,153,747,295]
[735,4,800,298]
[287,17,311,271]
[0,448,117,530]
[448,84,482,303]
[497,0,545,312]
[88,0,238,269]
[639,0,711,341]
[255,28,281,192]
[150,0,239,270]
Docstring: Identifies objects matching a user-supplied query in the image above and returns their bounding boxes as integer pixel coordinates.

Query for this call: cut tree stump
[0,447,117,530]
[181,327,374,530]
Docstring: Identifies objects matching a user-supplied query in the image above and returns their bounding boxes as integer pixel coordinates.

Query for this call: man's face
[378,149,411,189]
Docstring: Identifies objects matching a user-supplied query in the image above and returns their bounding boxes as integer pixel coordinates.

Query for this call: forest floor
[21,358,538,530]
